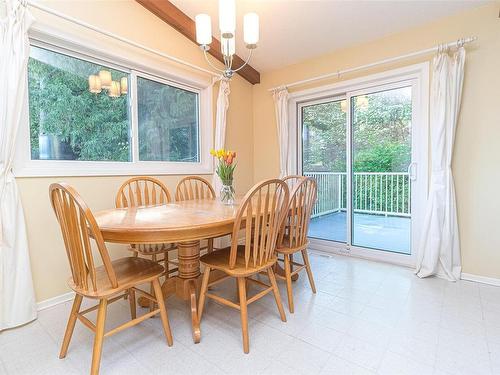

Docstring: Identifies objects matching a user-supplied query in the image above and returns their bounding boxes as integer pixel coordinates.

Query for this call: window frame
[15,35,213,177]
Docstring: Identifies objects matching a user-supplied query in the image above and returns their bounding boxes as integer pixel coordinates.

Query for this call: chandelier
[88,70,127,98]
[195,0,259,79]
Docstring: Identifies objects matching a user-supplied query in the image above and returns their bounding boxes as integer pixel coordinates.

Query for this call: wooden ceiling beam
[136,0,260,84]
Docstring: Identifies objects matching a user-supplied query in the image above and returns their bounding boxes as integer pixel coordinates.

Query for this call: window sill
[13,160,213,178]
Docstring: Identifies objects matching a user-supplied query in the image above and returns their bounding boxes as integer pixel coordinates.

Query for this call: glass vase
[220,179,235,205]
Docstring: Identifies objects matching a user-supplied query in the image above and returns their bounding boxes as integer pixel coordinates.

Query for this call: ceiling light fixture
[88,70,127,98]
[195,0,259,79]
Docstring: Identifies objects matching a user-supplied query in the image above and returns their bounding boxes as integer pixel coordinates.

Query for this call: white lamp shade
[120,77,128,94]
[221,36,235,56]
[99,70,112,89]
[109,81,121,98]
[88,75,102,93]
[243,13,259,46]
[218,0,235,37]
[356,95,369,109]
[195,14,212,45]
[340,100,347,113]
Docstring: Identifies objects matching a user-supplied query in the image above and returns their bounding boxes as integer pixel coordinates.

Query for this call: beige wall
[252,3,500,278]
[21,1,500,303]
[21,0,254,302]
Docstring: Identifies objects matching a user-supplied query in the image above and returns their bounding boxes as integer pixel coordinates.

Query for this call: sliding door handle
[407,162,417,181]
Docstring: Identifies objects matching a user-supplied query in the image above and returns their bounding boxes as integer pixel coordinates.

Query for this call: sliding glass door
[351,86,412,254]
[302,98,347,243]
[299,77,425,265]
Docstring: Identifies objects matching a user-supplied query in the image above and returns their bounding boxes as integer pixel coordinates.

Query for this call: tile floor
[1,252,500,375]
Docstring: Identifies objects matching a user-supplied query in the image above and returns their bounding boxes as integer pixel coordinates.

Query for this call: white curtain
[212,78,230,195]
[416,45,466,281]
[0,0,37,330]
[272,87,289,178]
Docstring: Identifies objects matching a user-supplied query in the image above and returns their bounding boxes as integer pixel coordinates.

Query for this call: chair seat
[68,257,164,298]
[200,245,277,277]
[276,238,309,254]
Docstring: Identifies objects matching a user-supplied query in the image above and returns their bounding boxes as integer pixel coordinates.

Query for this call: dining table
[94,197,299,344]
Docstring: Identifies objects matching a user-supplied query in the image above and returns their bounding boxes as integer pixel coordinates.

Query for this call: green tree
[28,46,198,163]
[302,87,412,173]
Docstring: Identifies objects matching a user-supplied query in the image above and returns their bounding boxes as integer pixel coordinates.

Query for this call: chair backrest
[116,176,171,208]
[229,179,290,270]
[50,183,117,292]
[279,177,317,250]
[175,176,216,201]
[282,175,307,190]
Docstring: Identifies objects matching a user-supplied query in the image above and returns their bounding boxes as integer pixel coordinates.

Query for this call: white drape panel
[416,46,465,281]
[212,78,230,195]
[272,87,289,178]
[0,0,37,330]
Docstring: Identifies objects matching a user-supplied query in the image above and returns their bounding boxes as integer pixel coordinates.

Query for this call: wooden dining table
[94,197,296,344]
[94,198,239,343]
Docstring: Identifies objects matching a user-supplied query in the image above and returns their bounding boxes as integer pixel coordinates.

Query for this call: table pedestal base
[138,240,226,344]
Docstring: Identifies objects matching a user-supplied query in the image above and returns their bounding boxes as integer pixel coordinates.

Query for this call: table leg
[176,240,202,344]
[189,279,201,343]
[138,240,203,343]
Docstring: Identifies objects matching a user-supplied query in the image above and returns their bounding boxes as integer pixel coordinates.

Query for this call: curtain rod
[27,1,219,78]
[268,36,477,92]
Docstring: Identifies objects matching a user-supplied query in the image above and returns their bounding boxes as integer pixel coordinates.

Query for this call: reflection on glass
[28,46,130,161]
[137,77,199,162]
[302,100,347,243]
[351,86,412,254]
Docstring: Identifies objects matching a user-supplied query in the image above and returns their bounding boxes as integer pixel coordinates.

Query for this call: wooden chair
[281,175,307,280]
[198,179,289,353]
[282,175,307,190]
[116,177,178,310]
[50,183,173,375]
[175,176,217,253]
[275,177,318,313]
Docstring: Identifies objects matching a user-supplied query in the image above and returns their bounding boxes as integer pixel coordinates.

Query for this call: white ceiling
[170,0,488,73]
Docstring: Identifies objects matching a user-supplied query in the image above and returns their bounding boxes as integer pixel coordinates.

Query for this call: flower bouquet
[210,148,237,205]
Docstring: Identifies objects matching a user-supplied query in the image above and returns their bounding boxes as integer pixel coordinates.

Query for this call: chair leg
[284,254,294,313]
[90,299,107,375]
[207,238,214,253]
[150,254,157,313]
[237,277,249,354]
[59,294,83,359]
[128,288,136,319]
[301,249,316,293]
[152,278,173,346]
[267,267,287,322]
[198,266,211,321]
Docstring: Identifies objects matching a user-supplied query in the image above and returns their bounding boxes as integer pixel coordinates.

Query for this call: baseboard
[33,270,499,314]
[461,273,500,287]
[36,291,75,311]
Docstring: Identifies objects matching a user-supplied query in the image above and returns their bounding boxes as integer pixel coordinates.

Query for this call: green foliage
[137,77,198,162]
[28,49,129,161]
[27,46,198,163]
[302,87,412,174]
[302,100,346,172]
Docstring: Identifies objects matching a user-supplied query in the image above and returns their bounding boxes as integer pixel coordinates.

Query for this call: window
[137,77,199,162]
[15,39,212,176]
[28,46,131,162]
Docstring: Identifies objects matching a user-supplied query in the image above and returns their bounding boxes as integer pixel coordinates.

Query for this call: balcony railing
[304,172,411,218]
